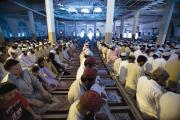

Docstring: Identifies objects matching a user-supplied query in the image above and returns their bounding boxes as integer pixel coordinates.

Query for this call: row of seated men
[97,40,180,120]
[0,39,77,120]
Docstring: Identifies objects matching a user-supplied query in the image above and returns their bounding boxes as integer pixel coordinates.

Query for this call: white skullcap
[50,50,56,54]
[22,47,28,52]
[29,47,33,50]
[85,50,93,56]
[121,52,127,57]
[159,47,164,52]
[154,52,160,57]
[39,42,43,46]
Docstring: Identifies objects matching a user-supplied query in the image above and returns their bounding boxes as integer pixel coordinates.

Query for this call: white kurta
[159,92,180,120]
[152,58,166,72]
[125,63,144,91]
[18,54,34,68]
[136,76,163,118]
[76,66,85,80]
[168,53,178,62]
[67,100,85,120]
[27,52,37,64]
[118,60,128,83]
[68,80,87,104]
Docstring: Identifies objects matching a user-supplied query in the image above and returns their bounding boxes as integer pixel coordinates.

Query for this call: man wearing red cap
[67,90,109,120]
[68,67,97,104]
[76,57,96,81]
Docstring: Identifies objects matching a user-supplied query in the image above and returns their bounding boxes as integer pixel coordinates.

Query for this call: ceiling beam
[9,0,46,17]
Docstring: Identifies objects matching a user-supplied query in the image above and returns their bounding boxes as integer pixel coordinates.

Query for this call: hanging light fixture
[94,7,102,13]
[68,7,77,12]
[81,8,90,13]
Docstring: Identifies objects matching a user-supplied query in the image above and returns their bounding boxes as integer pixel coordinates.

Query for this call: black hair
[4,59,19,71]
[128,55,136,63]
[37,57,45,64]
[137,55,147,63]
[0,82,17,95]
[48,52,55,60]
[31,65,39,73]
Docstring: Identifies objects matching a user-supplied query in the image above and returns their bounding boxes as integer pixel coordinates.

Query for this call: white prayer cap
[159,47,164,52]
[50,50,56,54]
[39,42,43,46]
[22,44,27,48]
[85,50,93,56]
[121,52,127,57]
[154,52,160,57]
[22,47,28,52]
[29,47,33,50]
[84,43,89,46]
[162,52,171,57]
[18,44,22,47]
[35,44,39,48]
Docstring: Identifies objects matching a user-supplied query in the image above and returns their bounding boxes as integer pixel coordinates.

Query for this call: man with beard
[18,47,34,69]
[68,67,97,104]
[2,59,56,114]
[67,90,109,120]
[27,47,36,64]
[0,46,8,80]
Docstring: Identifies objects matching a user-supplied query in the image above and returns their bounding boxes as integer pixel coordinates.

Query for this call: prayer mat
[111,109,136,120]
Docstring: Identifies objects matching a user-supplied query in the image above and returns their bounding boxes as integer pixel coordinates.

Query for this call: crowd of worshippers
[0,39,77,120]
[0,38,180,120]
[97,40,180,120]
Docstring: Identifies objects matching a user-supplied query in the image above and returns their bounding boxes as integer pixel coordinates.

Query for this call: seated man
[67,90,109,120]
[68,67,97,104]
[18,47,34,69]
[2,59,57,113]
[76,57,96,81]
[37,57,60,89]
[48,52,70,75]
[125,55,147,98]
[159,92,180,120]
[136,68,169,119]
[0,82,41,120]
[0,47,8,80]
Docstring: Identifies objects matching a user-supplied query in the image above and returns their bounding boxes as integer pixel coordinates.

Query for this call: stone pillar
[0,26,4,45]
[28,10,36,40]
[105,0,115,45]
[156,0,175,46]
[132,10,139,40]
[94,21,97,39]
[113,21,116,38]
[56,20,59,37]
[45,0,56,44]
[120,16,124,39]
[75,21,77,37]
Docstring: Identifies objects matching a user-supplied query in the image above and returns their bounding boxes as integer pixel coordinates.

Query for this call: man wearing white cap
[28,47,36,64]
[39,42,46,57]
[152,52,166,72]
[0,47,8,80]
[18,47,34,69]
[125,55,147,98]
[80,49,93,68]
[35,45,42,59]
[7,48,18,60]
